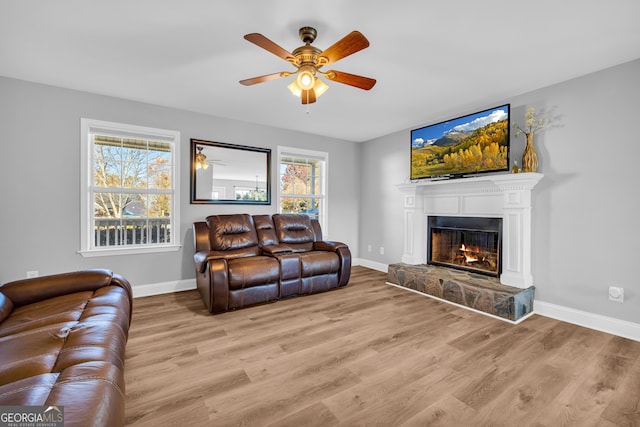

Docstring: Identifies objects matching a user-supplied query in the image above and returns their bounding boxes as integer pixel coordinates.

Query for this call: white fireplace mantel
[397,172,544,289]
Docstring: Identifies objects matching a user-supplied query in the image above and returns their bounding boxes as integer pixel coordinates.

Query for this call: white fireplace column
[397,173,543,289]
[400,186,425,266]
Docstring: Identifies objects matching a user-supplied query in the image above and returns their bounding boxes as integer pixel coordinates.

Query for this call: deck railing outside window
[94,217,171,247]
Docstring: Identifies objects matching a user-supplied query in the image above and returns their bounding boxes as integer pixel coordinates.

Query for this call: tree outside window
[278,150,326,227]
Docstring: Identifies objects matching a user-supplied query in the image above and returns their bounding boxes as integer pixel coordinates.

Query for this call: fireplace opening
[427,216,502,277]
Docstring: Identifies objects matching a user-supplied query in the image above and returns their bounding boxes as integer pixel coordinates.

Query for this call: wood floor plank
[323,346,456,423]
[600,356,640,426]
[476,361,572,425]
[205,368,361,426]
[124,266,640,426]
[400,394,478,427]
[265,402,340,427]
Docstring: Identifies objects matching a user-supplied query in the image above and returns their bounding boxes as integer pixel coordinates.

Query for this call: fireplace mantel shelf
[396,172,544,289]
[397,172,544,193]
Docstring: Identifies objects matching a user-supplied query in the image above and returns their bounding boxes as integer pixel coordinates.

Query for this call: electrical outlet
[609,286,624,303]
[26,270,39,278]
[367,245,372,252]
[379,246,385,255]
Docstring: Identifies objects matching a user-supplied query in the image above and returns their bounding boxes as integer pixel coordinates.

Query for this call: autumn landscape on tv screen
[411,105,509,179]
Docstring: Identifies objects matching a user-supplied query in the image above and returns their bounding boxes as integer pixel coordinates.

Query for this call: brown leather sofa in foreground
[0,269,132,427]
[193,213,351,314]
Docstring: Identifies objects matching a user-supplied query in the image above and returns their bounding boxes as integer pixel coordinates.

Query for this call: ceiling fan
[239,27,376,104]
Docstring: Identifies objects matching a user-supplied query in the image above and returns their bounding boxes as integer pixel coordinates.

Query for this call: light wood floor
[124,267,640,426]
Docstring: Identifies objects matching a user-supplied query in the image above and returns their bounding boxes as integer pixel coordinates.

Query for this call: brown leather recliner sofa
[193,213,351,314]
[0,269,132,427]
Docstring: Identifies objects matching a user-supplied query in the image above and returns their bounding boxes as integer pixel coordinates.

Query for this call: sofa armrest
[110,273,133,324]
[0,269,127,308]
[193,221,211,252]
[312,242,352,286]
[260,244,293,255]
[194,257,230,314]
[313,241,348,252]
[194,250,237,273]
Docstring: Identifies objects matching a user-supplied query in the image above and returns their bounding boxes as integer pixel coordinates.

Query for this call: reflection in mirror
[190,139,271,204]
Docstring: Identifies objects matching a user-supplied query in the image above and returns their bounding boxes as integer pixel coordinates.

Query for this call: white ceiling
[1,1,639,142]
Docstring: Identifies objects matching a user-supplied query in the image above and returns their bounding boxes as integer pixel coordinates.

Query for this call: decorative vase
[521,132,538,172]
[511,160,519,174]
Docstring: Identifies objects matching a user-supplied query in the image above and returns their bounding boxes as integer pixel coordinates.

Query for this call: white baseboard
[534,300,640,342]
[353,258,388,273]
[133,278,196,298]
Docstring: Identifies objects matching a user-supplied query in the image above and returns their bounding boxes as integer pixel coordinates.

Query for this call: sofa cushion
[0,270,115,308]
[228,284,279,310]
[227,257,280,290]
[0,286,130,386]
[273,214,315,252]
[253,214,279,246]
[299,251,340,276]
[0,291,93,338]
[0,321,72,386]
[0,373,60,405]
[206,214,260,252]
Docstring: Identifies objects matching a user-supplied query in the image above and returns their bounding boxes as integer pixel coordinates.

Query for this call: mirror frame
[190,139,271,205]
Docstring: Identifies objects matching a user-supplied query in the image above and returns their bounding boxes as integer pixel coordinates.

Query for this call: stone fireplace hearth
[388,172,543,322]
[387,263,535,322]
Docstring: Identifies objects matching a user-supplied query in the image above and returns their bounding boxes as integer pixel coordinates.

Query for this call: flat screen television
[410,104,510,180]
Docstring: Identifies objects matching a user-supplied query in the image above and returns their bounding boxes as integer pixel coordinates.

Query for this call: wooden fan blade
[244,33,295,62]
[325,70,376,90]
[318,31,370,65]
[239,72,285,86]
[301,88,316,104]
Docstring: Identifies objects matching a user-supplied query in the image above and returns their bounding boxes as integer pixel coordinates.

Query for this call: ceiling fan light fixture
[287,80,302,98]
[296,68,315,90]
[195,147,209,170]
[313,78,329,97]
[287,80,302,97]
[288,76,329,100]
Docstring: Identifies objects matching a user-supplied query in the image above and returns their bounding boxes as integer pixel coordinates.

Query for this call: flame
[459,244,479,263]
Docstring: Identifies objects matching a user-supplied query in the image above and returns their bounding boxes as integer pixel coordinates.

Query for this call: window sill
[78,244,181,258]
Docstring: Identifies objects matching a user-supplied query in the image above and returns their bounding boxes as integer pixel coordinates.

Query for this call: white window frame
[79,118,181,257]
[277,146,328,234]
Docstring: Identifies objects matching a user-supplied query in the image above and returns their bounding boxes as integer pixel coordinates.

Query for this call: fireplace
[427,216,502,277]
[391,174,542,321]
[397,173,543,289]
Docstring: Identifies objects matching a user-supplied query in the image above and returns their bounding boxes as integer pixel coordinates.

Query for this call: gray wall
[359,59,640,324]
[2,59,638,325]
[0,77,361,287]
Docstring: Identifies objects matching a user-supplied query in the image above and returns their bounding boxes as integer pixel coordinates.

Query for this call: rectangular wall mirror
[190,139,271,204]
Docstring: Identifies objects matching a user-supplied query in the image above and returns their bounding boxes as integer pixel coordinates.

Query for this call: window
[278,146,327,231]
[80,119,180,256]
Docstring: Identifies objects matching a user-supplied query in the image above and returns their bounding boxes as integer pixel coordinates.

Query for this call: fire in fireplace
[427,216,502,277]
